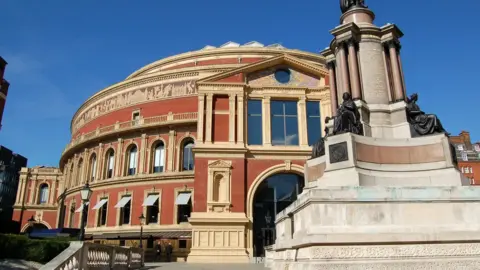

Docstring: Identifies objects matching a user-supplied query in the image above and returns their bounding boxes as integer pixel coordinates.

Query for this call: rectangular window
[119,239,126,246]
[247,100,263,145]
[271,100,299,146]
[179,239,187,249]
[176,192,192,224]
[115,196,132,225]
[306,101,321,146]
[153,145,165,173]
[142,194,160,224]
[93,198,108,227]
[132,111,140,126]
[107,154,114,178]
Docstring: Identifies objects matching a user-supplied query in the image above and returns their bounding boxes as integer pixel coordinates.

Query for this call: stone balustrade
[40,241,144,270]
[62,112,198,155]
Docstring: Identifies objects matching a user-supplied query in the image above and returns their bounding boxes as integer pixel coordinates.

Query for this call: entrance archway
[252,173,304,257]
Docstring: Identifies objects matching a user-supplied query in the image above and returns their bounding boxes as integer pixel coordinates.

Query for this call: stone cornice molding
[127,47,325,79]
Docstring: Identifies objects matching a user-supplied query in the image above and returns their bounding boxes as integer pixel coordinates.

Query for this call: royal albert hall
[13,41,335,262]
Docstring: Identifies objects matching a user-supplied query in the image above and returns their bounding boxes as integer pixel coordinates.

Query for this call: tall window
[143,194,160,224]
[182,140,194,171]
[115,195,132,225]
[77,159,84,185]
[176,191,192,224]
[93,198,108,226]
[271,100,299,146]
[127,145,138,175]
[247,100,263,145]
[90,154,97,182]
[132,111,140,126]
[105,149,115,179]
[153,142,165,173]
[38,184,49,204]
[306,101,322,146]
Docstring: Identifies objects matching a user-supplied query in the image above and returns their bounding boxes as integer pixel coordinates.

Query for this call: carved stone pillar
[387,40,405,102]
[205,94,213,143]
[327,61,338,116]
[228,94,236,143]
[397,50,407,101]
[115,138,123,177]
[262,97,271,146]
[336,42,350,95]
[297,97,308,146]
[197,94,205,143]
[139,134,147,174]
[96,143,103,181]
[167,130,176,172]
[347,39,362,100]
[237,94,245,144]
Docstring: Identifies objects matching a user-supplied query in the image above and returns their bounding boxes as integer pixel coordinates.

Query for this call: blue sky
[1,0,479,166]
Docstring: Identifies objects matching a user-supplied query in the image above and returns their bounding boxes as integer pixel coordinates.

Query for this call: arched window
[77,159,84,186]
[69,164,74,188]
[127,145,138,176]
[89,154,97,182]
[152,141,165,173]
[182,140,195,171]
[105,149,115,179]
[38,184,49,204]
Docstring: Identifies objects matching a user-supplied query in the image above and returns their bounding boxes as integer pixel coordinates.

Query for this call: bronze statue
[311,122,331,159]
[332,92,363,135]
[340,0,367,14]
[406,93,449,136]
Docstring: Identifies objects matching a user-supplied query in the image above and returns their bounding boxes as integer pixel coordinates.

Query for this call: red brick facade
[449,131,480,184]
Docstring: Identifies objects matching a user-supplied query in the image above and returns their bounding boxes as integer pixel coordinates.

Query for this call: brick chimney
[460,130,472,150]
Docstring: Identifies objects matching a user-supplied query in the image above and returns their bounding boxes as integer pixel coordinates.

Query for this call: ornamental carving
[247,66,321,88]
[73,80,197,133]
[207,160,232,213]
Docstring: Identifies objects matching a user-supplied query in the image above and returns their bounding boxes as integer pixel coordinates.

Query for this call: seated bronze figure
[406,93,448,136]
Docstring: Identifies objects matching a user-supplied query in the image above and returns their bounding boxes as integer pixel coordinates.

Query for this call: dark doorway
[24,223,49,234]
[252,173,304,257]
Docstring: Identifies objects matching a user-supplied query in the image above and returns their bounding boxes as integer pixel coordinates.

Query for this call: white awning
[114,196,132,208]
[75,202,90,213]
[142,194,160,206]
[175,193,191,205]
[92,198,108,210]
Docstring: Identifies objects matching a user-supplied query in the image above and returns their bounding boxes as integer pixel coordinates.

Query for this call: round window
[274,69,291,84]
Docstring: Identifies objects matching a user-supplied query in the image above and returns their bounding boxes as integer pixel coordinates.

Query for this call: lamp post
[139,213,145,248]
[78,182,93,241]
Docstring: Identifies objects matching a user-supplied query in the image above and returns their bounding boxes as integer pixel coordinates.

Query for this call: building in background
[12,43,332,262]
[0,145,27,233]
[449,131,480,184]
[0,57,9,131]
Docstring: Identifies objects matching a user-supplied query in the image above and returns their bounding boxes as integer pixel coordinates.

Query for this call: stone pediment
[197,54,328,86]
[208,160,232,168]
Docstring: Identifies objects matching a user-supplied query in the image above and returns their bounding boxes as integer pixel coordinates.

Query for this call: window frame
[175,189,193,224]
[105,149,115,179]
[270,100,300,146]
[38,183,49,205]
[180,139,195,172]
[125,144,138,176]
[152,141,166,173]
[247,99,263,146]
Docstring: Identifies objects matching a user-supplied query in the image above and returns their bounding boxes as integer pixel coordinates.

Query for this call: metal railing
[41,241,144,270]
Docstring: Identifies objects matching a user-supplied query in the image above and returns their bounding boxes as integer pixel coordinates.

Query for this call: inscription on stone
[329,142,348,164]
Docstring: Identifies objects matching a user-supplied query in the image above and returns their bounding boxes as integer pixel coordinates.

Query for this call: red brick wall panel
[212,114,229,142]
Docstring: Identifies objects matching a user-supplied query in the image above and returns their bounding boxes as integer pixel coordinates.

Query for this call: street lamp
[78,182,93,241]
[139,213,145,248]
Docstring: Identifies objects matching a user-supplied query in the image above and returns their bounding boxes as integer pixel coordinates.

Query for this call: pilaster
[228,94,236,143]
[96,143,103,181]
[262,97,272,146]
[49,179,57,205]
[167,130,176,172]
[139,134,147,174]
[81,148,88,184]
[347,39,362,100]
[29,176,37,205]
[327,61,338,115]
[115,138,123,177]
[298,97,308,146]
[197,94,205,143]
[237,94,245,144]
[205,94,213,143]
[336,42,350,95]
[386,40,405,101]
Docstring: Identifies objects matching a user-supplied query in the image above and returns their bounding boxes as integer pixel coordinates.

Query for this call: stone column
[196,94,205,143]
[297,97,308,146]
[228,94,236,143]
[262,97,271,146]
[96,143,103,181]
[387,40,405,102]
[15,176,24,204]
[397,50,407,100]
[327,61,338,116]
[115,138,123,177]
[81,149,88,184]
[29,176,37,205]
[205,94,213,143]
[347,39,362,100]
[139,134,147,174]
[336,42,350,96]
[49,179,57,205]
[167,130,176,171]
[18,174,27,204]
[237,94,245,144]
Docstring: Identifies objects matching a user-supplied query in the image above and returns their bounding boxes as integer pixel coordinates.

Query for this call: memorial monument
[265,1,480,269]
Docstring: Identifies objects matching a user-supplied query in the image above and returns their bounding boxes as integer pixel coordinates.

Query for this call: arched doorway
[24,223,49,234]
[252,173,304,257]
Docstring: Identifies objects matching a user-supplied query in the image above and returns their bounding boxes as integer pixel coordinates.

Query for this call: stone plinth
[266,186,480,269]
[188,212,249,263]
